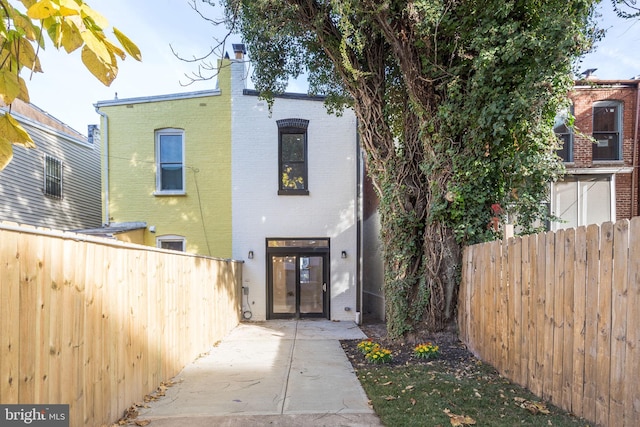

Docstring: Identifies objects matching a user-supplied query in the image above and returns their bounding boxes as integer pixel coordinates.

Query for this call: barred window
[44,155,62,198]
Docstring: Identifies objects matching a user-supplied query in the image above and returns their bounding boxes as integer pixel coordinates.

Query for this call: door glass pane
[272,256,296,314]
[268,239,329,248]
[300,256,323,314]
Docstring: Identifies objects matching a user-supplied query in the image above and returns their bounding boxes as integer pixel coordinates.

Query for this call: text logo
[0,405,69,427]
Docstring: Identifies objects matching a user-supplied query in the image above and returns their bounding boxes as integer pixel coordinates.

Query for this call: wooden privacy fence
[458,217,640,427]
[0,222,243,427]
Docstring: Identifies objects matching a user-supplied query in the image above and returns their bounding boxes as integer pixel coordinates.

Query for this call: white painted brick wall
[230,60,359,321]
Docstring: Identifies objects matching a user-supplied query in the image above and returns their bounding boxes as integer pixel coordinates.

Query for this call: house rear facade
[552,79,640,230]
[94,46,371,323]
[94,65,233,256]
[0,99,101,230]
[229,49,362,322]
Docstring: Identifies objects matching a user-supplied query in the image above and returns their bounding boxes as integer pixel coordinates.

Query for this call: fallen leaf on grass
[410,397,417,406]
[443,408,476,426]
[514,397,550,415]
[384,395,397,401]
[405,385,415,390]
[381,381,393,386]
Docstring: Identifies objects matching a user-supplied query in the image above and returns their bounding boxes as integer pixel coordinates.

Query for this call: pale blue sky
[22,0,640,135]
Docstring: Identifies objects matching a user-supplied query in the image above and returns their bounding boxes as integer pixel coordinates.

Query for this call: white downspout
[95,106,110,226]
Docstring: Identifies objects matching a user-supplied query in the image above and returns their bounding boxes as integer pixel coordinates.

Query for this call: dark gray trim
[277,118,309,129]
[243,89,326,102]
[278,123,309,195]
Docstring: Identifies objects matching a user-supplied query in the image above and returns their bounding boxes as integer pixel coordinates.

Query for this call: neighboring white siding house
[0,100,101,230]
[230,50,361,322]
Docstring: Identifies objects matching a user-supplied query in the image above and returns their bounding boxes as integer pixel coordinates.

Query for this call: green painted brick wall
[100,63,232,257]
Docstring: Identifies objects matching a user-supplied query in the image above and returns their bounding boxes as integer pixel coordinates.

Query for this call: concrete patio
[136,319,384,426]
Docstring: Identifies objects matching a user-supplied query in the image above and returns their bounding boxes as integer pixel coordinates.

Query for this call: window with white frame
[550,174,614,230]
[157,235,186,252]
[156,129,185,194]
[44,155,62,198]
[554,106,573,162]
[592,101,622,161]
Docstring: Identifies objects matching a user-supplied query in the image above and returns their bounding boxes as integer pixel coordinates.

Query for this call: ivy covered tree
[0,0,141,169]
[208,0,598,338]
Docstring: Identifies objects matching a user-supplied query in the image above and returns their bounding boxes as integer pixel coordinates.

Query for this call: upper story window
[592,101,622,161]
[44,155,62,198]
[277,118,309,195]
[554,107,573,162]
[156,129,185,194]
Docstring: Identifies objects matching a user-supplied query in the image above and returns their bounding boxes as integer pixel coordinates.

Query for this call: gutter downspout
[95,106,110,226]
[633,82,640,217]
[356,119,363,325]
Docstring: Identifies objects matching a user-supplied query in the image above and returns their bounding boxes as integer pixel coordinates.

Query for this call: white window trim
[550,173,616,231]
[554,106,574,163]
[155,128,186,195]
[156,235,186,252]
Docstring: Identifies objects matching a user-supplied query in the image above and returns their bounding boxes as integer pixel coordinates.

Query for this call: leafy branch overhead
[0,0,141,169]
[612,0,640,18]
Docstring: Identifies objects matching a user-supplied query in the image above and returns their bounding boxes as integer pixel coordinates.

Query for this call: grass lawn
[357,361,589,426]
[342,324,591,427]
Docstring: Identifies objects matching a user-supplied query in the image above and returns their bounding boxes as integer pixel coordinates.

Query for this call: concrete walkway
[137,320,384,426]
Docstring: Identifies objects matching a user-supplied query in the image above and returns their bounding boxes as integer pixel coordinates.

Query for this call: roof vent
[580,68,598,80]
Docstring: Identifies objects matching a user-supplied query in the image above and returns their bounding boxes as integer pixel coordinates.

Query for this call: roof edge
[242,89,326,102]
[95,89,222,108]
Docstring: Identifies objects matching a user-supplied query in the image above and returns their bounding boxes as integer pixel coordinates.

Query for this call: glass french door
[269,254,328,319]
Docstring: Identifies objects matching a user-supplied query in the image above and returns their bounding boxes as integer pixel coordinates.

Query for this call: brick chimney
[232,44,246,60]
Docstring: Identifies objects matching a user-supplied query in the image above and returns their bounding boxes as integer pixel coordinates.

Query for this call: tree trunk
[355,92,461,338]
[373,162,461,338]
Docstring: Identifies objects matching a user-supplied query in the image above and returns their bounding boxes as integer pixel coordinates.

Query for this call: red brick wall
[569,83,639,218]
